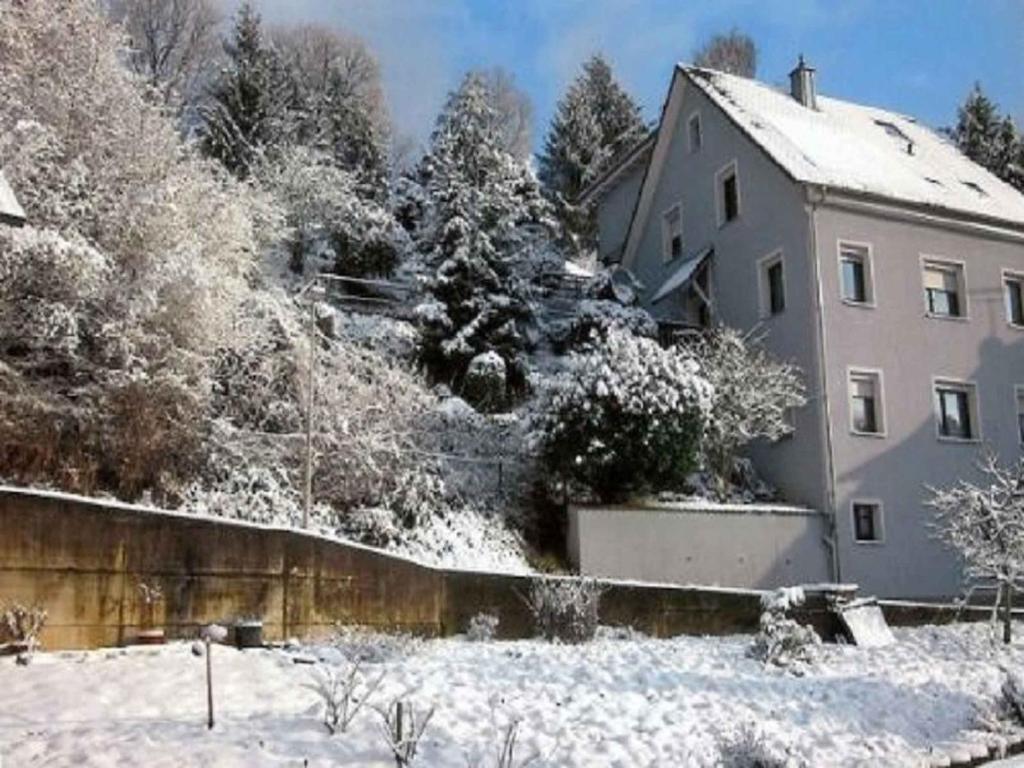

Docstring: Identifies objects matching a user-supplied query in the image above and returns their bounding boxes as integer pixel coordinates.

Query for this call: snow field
[2,623,1022,767]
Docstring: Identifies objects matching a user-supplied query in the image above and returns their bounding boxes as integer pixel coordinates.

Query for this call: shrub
[539,328,713,502]
[524,577,603,644]
[749,587,820,669]
[304,661,384,735]
[717,723,794,768]
[0,603,47,663]
[465,612,500,642]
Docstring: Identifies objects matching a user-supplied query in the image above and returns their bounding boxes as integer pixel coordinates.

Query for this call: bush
[523,577,603,644]
[462,351,508,411]
[465,612,500,642]
[717,723,793,768]
[749,587,820,669]
[0,603,48,663]
[539,328,713,502]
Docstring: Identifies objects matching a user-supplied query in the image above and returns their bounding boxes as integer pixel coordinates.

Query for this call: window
[849,370,884,435]
[758,251,785,318]
[661,204,683,262]
[716,162,740,226]
[839,243,873,305]
[1005,272,1024,327]
[688,113,702,153]
[922,260,966,318]
[852,502,882,544]
[933,380,979,441]
[1016,387,1024,444]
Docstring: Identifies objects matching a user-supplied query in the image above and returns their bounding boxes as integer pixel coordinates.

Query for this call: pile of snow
[4,623,1024,766]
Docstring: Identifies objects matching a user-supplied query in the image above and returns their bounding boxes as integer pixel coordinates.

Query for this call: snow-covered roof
[650,245,712,303]
[0,170,26,224]
[682,65,1024,228]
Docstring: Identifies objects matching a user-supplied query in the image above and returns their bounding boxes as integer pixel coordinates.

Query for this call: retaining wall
[0,487,1000,651]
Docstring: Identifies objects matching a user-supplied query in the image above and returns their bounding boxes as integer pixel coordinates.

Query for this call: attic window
[961,180,988,197]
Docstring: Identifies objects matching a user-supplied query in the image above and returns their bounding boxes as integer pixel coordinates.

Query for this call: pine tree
[413,73,555,408]
[199,2,290,178]
[949,83,1024,192]
[538,55,646,250]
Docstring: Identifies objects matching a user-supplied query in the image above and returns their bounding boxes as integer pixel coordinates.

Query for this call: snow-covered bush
[332,626,422,665]
[749,588,820,669]
[717,723,794,768]
[524,577,603,644]
[465,612,500,642]
[549,298,657,352]
[305,661,384,735]
[463,351,508,411]
[539,328,713,502]
[0,603,47,662]
[378,698,435,768]
[685,328,806,499]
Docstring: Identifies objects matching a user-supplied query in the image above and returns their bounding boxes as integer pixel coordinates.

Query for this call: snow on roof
[0,170,25,223]
[682,65,1024,228]
[651,245,712,303]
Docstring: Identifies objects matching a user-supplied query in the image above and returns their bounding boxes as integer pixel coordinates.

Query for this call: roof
[577,130,656,205]
[0,170,26,225]
[681,65,1024,227]
[651,245,712,303]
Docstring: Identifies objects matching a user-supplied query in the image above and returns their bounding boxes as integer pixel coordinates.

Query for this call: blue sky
[257,0,1024,153]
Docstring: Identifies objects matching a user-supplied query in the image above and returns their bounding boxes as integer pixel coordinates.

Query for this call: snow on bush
[539,328,713,502]
[0,603,47,662]
[717,723,797,768]
[465,612,500,642]
[305,661,385,735]
[523,577,603,644]
[749,587,821,669]
[332,626,423,666]
[548,298,657,352]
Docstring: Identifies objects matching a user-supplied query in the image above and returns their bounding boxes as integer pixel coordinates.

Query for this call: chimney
[789,55,817,109]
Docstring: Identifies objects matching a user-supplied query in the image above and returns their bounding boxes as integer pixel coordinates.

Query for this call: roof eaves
[576,130,657,206]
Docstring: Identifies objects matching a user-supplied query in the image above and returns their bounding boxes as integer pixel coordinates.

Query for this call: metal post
[205,637,214,729]
[303,285,317,529]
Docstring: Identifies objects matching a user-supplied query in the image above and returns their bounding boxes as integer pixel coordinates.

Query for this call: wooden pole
[206,637,214,729]
[303,289,316,529]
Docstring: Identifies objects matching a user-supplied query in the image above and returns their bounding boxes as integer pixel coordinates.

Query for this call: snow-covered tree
[692,28,758,77]
[199,2,292,178]
[927,453,1024,644]
[412,72,556,408]
[476,66,534,162]
[948,84,1024,192]
[539,328,714,503]
[684,328,805,499]
[538,55,646,250]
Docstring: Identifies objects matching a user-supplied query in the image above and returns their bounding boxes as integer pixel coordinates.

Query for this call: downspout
[806,186,842,583]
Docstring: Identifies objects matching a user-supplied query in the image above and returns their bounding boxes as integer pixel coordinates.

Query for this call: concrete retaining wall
[0,487,999,651]
[568,501,832,589]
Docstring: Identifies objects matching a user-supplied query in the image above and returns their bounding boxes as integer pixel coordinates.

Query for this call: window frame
[757,249,786,319]
[920,256,969,321]
[1003,269,1024,329]
[837,240,876,308]
[687,111,702,154]
[715,160,741,228]
[851,499,885,545]
[660,202,683,264]
[847,367,887,438]
[932,377,982,443]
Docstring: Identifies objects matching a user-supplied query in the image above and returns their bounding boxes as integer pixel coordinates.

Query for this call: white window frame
[687,111,703,154]
[1002,269,1024,329]
[1015,385,1024,446]
[837,240,876,308]
[920,255,969,321]
[757,249,786,319]
[850,499,885,545]
[932,377,982,443]
[847,367,887,438]
[661,202,683,264]
[715,160,741,228]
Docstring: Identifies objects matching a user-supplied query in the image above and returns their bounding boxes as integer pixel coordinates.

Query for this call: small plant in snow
[333,626,422,664]
[465,612,500,642]
[749,588,820,669]
[0,603,47,663]
[465,713,537,768]
[378,698,436,767]
[927,452,1024,644]
[717,722,795,768]
[523,577,603,644]
[305,661,385,734]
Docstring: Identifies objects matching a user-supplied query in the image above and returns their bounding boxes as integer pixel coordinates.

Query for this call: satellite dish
[610,267,642,305]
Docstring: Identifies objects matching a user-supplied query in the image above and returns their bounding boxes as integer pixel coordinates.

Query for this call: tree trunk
[1005,581,1014,645]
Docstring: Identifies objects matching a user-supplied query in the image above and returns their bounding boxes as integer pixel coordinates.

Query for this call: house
[583,58,1024,599]
[0,169,26,227]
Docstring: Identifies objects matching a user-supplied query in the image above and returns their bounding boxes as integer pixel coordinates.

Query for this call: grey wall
[568,502,831,589]
[814,202,1024,598]
[619,78,829,513]
[595,163,646,264]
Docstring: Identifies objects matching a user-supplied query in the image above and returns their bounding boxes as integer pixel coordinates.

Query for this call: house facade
[585,60,1024,599]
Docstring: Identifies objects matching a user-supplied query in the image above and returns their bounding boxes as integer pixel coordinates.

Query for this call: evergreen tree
[413,73,555,408]
[949,83,1024,192]
[538,54,646,250]
[198,2,290,178]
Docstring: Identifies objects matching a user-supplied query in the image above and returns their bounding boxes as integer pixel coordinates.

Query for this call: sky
[254,0,1024,154]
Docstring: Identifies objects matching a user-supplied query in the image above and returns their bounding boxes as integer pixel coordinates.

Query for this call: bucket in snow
[234,621,263,649]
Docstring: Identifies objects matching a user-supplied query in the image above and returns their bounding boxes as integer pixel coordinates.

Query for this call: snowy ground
[2,623,1022,767]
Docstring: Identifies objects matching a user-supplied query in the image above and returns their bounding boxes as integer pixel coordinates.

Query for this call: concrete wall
[814,202,1024,598]
[568,502,831,589]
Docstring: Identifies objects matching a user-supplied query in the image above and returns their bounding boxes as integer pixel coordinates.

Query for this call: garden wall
[568,501,832,589]
[0,487,999,651]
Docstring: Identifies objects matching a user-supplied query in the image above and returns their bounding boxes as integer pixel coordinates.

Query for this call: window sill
[924,312,970,323]
[841,299,876,310]
[854,539,885,546]
[1008,321,1024,331]
[936,435,982,444]
[850,429,886,439]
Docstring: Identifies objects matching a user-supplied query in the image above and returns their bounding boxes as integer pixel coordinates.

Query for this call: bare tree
[106,0,222,109]
[928,452,1024,644]
[692,28,758,78]
[476,67,534,162]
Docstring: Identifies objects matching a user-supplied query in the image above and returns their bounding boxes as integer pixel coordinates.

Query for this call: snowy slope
[2,623,1023,767]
